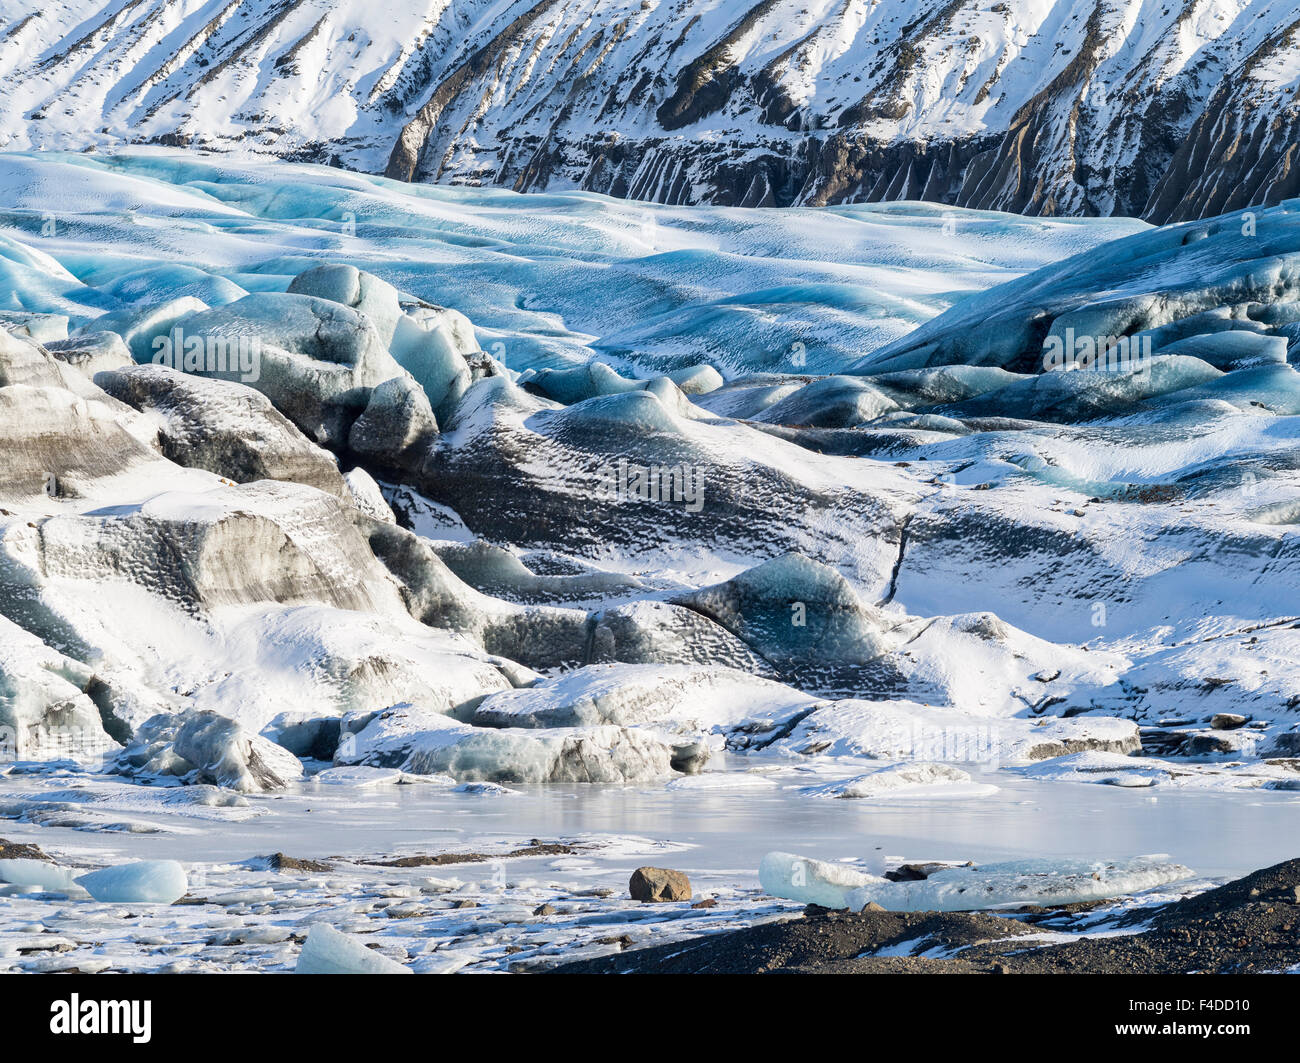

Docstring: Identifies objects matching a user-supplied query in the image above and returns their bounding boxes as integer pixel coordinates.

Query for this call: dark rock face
[629,866,692,903]
[379,0,1300,223]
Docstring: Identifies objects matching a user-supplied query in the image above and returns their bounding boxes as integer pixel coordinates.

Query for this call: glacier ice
[172,711,305,794]
[764,699,1139,764]
[171,293,405,446]
[754,376,899,428]
[0,858,79,892]
[0,615,118,760]
[470,662,813,731]
[47,331,133,378]
[673,553,906,689]
[295,923,411,975]
[96,365,347,496]
[287,265,403,347]
[75,860,188,904]
[339,702,677,784]
[1,152,1299,831]
[1156,330,1288,369]
[348,375,439,471]
[85,298,208,364]
[342,467,396,524]
[759,852,1193,911]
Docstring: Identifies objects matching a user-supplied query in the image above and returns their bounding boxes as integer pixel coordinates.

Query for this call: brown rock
[267,852,331,872]
[629,866,692,903]
[0,838,51,862]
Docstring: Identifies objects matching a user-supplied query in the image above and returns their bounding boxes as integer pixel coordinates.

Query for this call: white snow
[799,762,999,800]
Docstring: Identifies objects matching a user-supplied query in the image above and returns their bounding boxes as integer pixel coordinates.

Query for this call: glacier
[0,149,1299,971]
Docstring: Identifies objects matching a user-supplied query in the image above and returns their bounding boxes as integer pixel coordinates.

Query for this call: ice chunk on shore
[295,923,411,974]
[758,852,885,909]
[343,703,676,783]
[760,852,1192,911]
[0,858,79,891]
[75,860,188,904]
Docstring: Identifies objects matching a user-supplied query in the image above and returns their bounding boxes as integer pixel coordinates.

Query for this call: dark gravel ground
[551,859,1300,974]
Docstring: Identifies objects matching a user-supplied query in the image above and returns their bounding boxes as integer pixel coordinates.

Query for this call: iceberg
[75,860,189,904]
[0,858,79,892]
[760,852,1192,911]
[295,923,411,975]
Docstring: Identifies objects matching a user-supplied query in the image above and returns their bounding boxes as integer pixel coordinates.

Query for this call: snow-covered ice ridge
[2,1,1298,221]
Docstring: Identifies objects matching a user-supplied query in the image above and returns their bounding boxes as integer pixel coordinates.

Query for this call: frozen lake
[5,762,1297,883]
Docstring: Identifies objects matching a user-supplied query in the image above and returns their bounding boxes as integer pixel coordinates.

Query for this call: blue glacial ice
[0,150,1145,377]
[75,860,189,904]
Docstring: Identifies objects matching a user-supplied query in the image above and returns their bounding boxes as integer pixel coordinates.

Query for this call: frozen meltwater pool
[5,763,1298,882]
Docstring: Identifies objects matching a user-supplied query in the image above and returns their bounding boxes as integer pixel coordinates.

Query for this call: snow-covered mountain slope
[2,0,1297,221]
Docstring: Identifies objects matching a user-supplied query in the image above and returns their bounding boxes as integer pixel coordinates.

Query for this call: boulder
[629,866,692,902]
